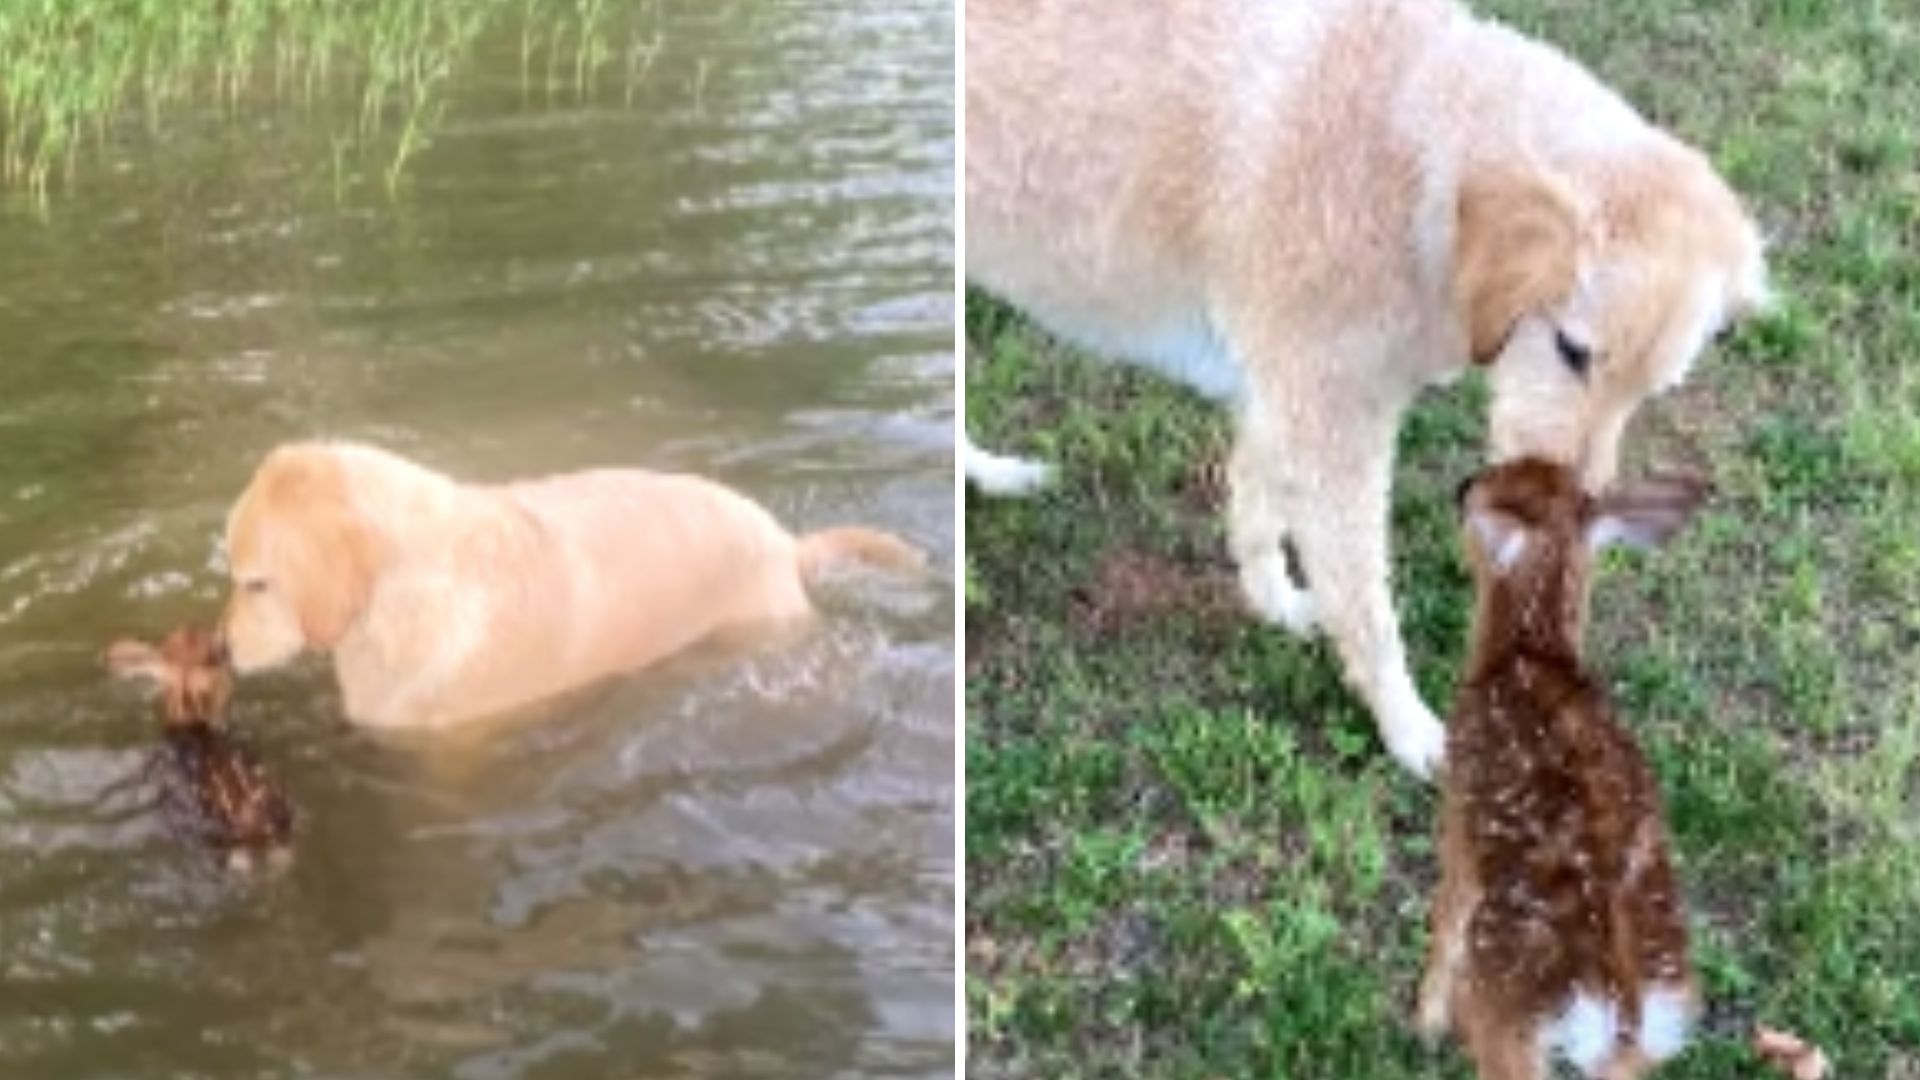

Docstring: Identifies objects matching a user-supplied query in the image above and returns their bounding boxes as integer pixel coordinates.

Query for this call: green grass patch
[0,0,651,199]
[965,0,1920,1075]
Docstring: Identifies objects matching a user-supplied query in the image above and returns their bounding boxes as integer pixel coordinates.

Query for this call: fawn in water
[104,625,294,872]
[1418,458,1711,1080]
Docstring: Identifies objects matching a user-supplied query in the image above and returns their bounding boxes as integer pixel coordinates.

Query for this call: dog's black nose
[1454,476,1474,512]
[209,632,230,667]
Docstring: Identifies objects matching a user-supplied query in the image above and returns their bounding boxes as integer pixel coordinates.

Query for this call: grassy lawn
[963,1,1920,1076]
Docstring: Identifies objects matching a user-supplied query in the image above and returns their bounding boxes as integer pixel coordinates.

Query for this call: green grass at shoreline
[0,0,652,198]
[965,0,1920,1075]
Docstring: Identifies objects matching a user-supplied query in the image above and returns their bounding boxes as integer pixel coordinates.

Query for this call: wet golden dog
[966,0,1771,775]
[221,441,922,728]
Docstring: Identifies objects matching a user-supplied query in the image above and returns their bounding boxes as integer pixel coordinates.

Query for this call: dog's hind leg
[1227,412,1318,636]
[963,432,1052,497]
[1255,376,1446,778]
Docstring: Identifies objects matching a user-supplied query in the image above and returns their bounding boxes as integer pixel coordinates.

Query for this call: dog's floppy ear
[248,448,383,649]
[1454,165,1582,363]
[293,504,379,648]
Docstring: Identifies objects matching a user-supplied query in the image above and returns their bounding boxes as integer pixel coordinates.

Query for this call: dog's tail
[796,526,926,581]
[964,434,1052,497]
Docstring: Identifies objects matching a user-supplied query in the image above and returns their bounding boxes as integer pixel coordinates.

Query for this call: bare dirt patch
[1067,548,1238,638]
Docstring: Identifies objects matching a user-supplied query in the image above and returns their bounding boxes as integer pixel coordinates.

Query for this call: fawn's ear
[1588,473,1712,552]
[103,640,174,688]
[1467,503,1531,572]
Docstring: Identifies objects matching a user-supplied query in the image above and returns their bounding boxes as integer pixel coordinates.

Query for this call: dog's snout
[1454,476,1474,512]
[209,629,231,668]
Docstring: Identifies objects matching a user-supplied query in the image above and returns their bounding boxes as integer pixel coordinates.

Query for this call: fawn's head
[1459,458,1711,654]
[104,625,233,727]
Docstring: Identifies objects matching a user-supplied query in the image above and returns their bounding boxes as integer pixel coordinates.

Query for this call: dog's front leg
[1250,383,1446,778]
[1229,410,1318,635]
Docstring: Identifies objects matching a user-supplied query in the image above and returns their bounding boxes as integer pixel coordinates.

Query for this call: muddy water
[0,1,954,1075]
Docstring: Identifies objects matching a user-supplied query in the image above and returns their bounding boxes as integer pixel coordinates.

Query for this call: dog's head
[221,444,387,673]
[1455,147,1770,489]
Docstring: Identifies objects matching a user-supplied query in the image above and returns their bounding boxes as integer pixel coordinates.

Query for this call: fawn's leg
[1418,807,1475,1038]
[1415,898,1468,1039]
[1599,1046,1655,1080]
[1252,371,1445,777]
[1463,1014,1547,1080]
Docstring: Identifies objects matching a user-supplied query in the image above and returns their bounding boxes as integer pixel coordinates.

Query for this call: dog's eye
[243,579,269,594]
[1554,329,1592,377]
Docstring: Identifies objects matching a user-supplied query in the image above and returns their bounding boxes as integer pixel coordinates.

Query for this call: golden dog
[966,0,1771,775]
[220,441,923,728]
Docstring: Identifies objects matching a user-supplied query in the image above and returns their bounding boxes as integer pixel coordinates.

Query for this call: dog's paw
[1239,557,1319,636]
[965,447,1053,497]
[1382,699,1447,780]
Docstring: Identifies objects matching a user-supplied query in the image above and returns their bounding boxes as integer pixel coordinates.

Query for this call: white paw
[964,445,1053,497]
[1239,555,1318,636]
[1382,696,1447,780]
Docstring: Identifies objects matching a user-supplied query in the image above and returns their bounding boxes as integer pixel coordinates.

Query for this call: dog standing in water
[219,442,925,729]
[1419,459,1709,1079]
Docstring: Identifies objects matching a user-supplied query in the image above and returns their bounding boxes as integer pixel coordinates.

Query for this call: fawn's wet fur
[104,625,293,869]
[1418,458,1711,1080]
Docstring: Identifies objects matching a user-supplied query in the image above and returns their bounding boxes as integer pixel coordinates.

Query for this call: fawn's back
[1450,660,1691,1066]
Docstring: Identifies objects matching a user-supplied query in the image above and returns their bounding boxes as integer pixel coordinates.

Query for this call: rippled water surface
[0,1,954,1075]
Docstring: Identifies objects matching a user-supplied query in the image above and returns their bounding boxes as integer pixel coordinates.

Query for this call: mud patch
[1068,549,1237,637]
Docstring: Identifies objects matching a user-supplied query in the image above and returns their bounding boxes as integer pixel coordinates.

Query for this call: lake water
[0,0,955,1075]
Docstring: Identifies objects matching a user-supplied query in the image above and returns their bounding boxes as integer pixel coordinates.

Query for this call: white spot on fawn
[1544,992,1619,1074]
[1640,984,1694,1061]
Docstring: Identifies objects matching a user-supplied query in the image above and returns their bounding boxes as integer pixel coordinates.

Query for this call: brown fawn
[105,625,294,871]
[1417,458,1711,1080]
